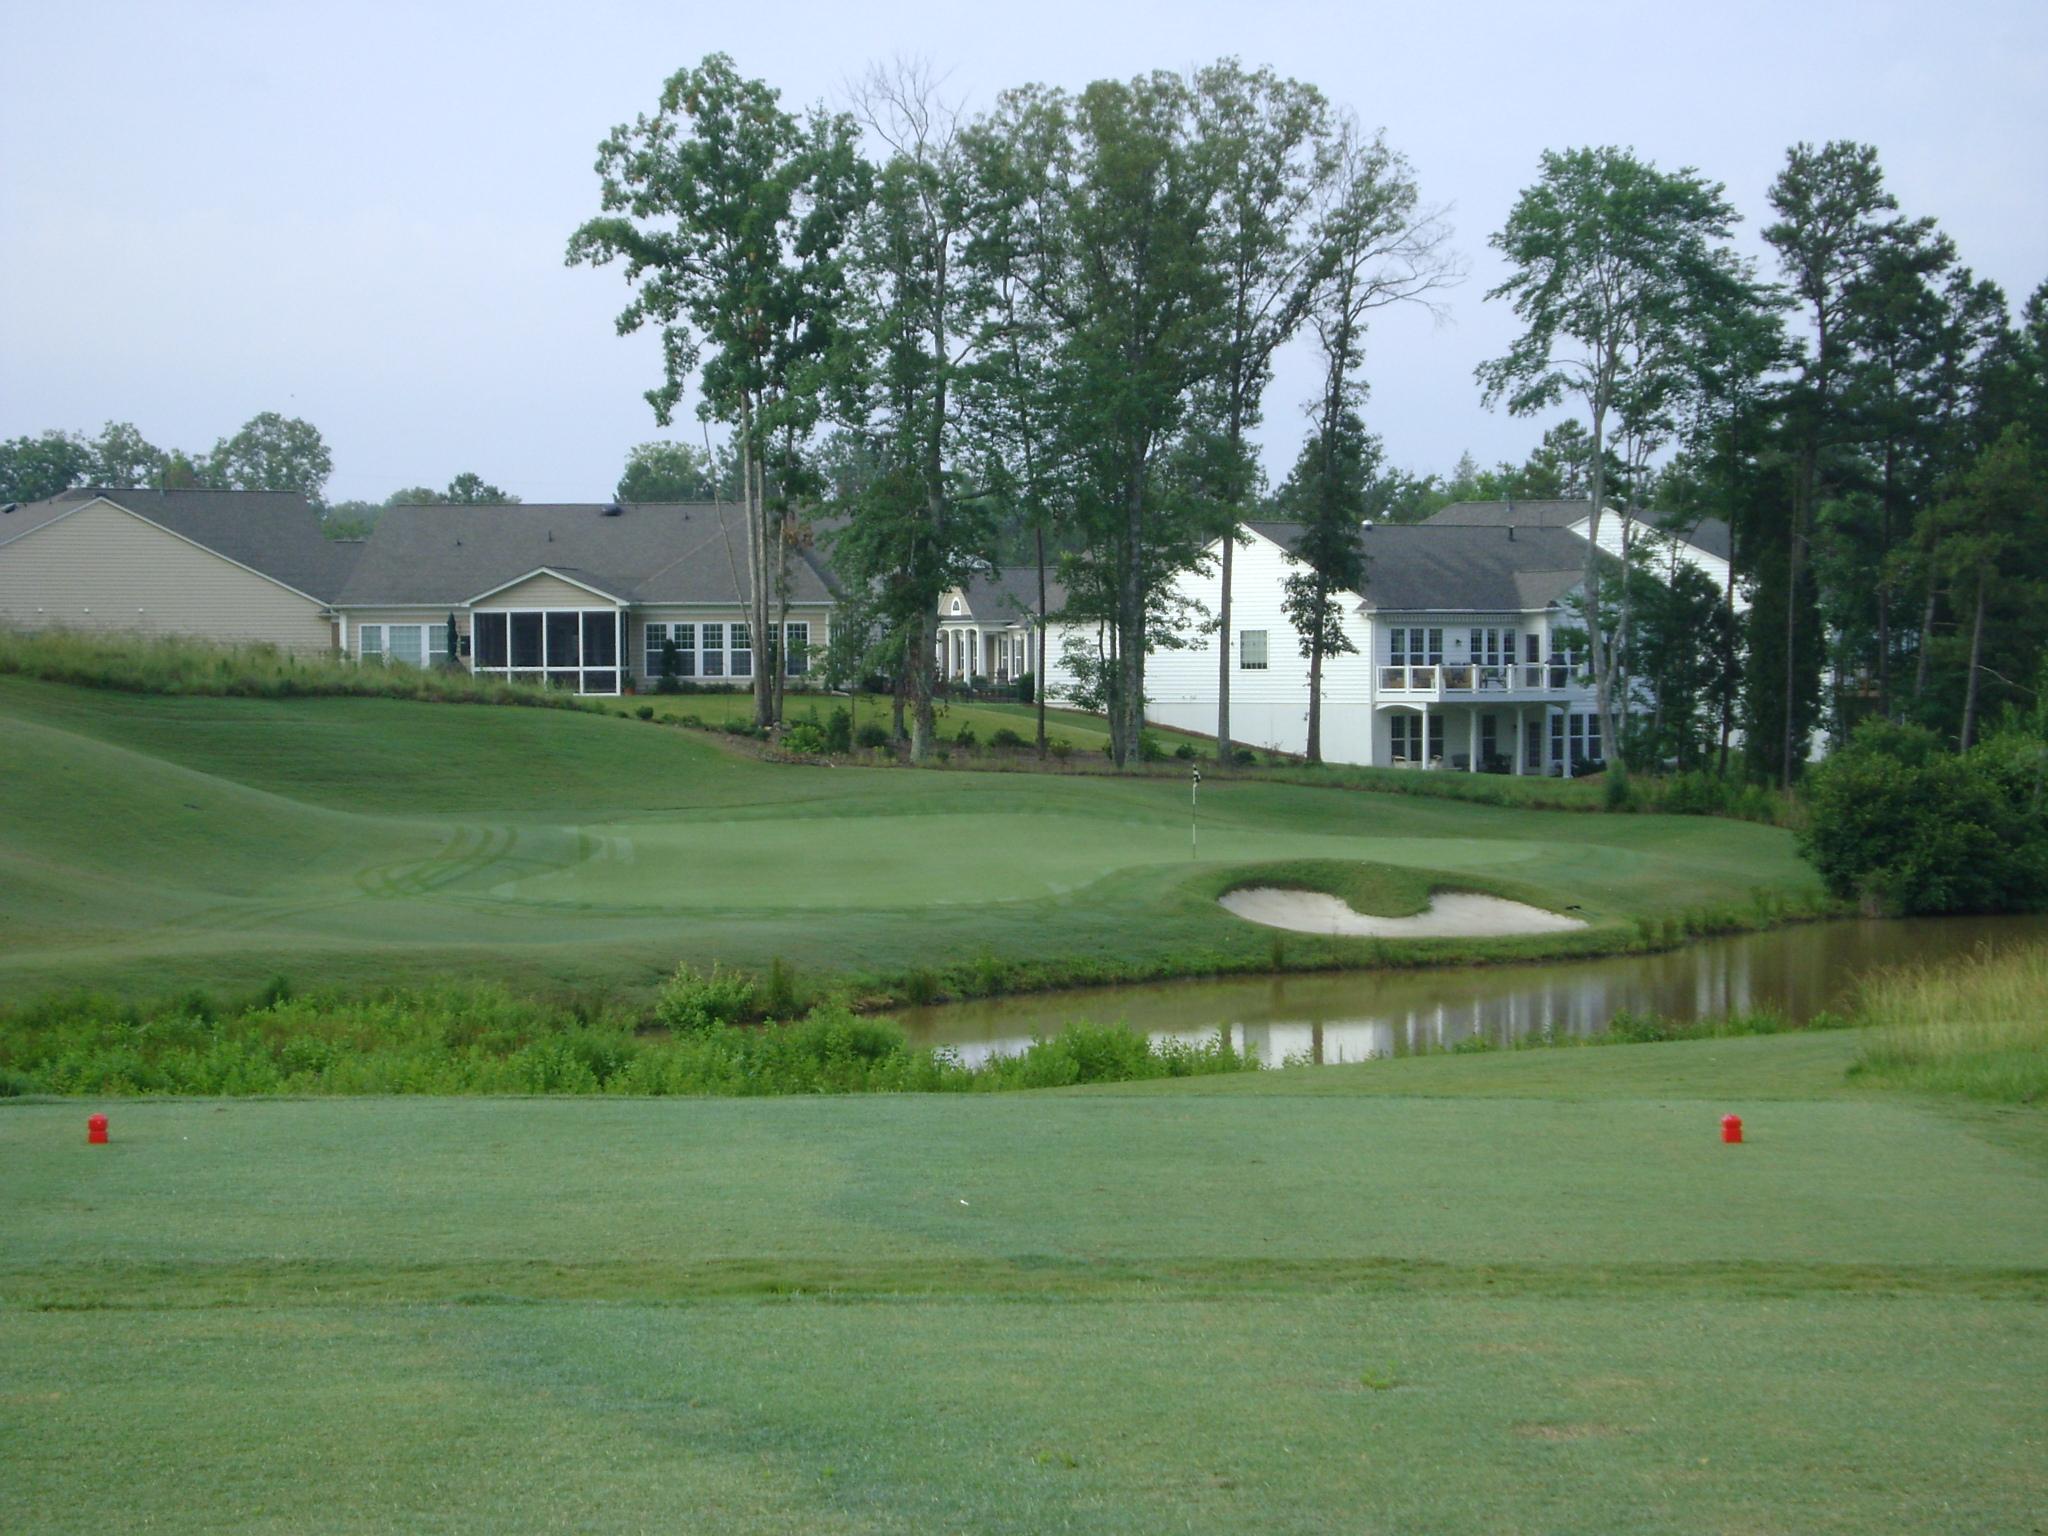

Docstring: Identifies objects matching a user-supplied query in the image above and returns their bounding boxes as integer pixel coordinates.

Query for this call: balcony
[1377,661,1579,698]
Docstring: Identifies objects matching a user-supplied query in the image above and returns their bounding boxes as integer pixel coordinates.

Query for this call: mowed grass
[4,1033,2045,1533]
[0,675,1822,1003]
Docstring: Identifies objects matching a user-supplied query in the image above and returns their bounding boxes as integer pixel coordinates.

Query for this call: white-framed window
[701,623,725,677]
[1469,628,1517,669]
[783,621,809,677]
[1388,627,1444,667]
[730,622,753,678]
[1553,712,1603,765]
[358,623,449,669]
[645,622,697,679]
[1239,630,1268,670]
[1390,714,1446,763]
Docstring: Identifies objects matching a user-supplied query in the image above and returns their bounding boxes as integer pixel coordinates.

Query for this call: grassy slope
[3,1034,2043,1534]
[0,675,1821,1003]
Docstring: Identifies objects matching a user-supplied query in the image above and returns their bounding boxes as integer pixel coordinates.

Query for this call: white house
[1045,520,1615,774]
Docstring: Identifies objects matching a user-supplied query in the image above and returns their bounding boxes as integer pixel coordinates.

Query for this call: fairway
[0,676,1820,1001]
[4,1033,2043,1533]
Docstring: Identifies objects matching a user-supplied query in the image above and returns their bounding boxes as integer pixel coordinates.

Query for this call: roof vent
[0,502,16,515]
[1507,525,1516,541]
[547,530,554,542]
[602,503,625,517]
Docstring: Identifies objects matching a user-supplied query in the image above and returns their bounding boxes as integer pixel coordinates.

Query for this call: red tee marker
[1721,1113,1743,1145]
[87,1113,108,1145]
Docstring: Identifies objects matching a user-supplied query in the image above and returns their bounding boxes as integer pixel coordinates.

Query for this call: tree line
[568,54,2044,774]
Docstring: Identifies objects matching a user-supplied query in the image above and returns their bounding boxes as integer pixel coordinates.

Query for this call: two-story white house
[1424,499,1743,612]
[1044,519,1615,774]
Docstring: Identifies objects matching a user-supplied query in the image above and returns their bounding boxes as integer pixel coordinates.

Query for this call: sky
[4,0,2044,505]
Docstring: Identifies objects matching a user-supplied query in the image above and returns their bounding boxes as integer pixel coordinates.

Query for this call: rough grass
[1851,943,2048,1103]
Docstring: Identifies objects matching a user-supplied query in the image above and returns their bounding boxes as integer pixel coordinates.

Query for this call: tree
[1478,146,1753,763]
[1918,426,2047,750]
[86,421,166,488]
[972,71,1229,767]
[0,430,92,503]
[1762,142,1917,782]
[568,53,867,729]
[207,412,333,503]
[1275,413,1376,761]
[829,58,997,763]
[616,440,728,502]
[444,472,516,504]
[1187,61,1339,770]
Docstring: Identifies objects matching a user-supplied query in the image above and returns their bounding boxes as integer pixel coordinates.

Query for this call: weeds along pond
[895,912,2048,1067]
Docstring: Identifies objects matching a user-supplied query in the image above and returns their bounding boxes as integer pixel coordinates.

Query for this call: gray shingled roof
[1426,499,1732,562]
[1247,521,1593,612]
[946,564,1068,625]
[1,488,360,600]
[334,502,836,608]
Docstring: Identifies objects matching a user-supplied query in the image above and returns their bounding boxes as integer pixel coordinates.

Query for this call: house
[1423,499,1742,611]
[0,487,360,653]
[329,500,835,693]
[936,566,1064,686]
[1,488,837,695]
[1045,520,1615,774]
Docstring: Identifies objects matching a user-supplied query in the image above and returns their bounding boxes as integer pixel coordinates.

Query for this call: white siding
[0,499,333,654]
[1572,513,1744,613]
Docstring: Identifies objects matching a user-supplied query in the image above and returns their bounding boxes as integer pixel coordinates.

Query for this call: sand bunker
[1219,887,1587,938]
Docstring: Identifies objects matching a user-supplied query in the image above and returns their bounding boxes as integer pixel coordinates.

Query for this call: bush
[1799,721,2048,915]
[1049,738,1073,761]
[1137,733,1166,763]
[855,722,891,750]
[654,962,757,1033]
[1232,748,1258,768]
[1173,742,1196,761]
[1602,760,1634,812]
[954,723,978,748]
[990,727,1027,750]
[635,704,655,720]
[781,722,827,755]
[1014,671,1035,704]
[824,707,854,754]
[722,719,759,738]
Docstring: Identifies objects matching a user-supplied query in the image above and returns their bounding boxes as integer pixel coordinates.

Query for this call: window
[1390,714,1445,763]
[1239,630,1268,670]
[1468,628,1516,669]
[701,623,725,677]
[358,623,441,668]
[784,621,809,677]
[730,622,753,678]
[428,623,451,668]
[1526,632,1540,663]
[360,625,385,663]
[1553,712,1604,767]
[510,613,543,669]
[582,612,617,669]
[645,622,697,679]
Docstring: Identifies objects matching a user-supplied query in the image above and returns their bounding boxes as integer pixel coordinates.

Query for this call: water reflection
[897,914,2048,1068]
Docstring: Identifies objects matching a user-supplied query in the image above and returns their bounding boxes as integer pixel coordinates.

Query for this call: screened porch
[470,608,623,694]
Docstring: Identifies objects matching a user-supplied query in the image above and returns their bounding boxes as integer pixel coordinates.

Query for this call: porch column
[1514,709,1525,776]
[1560,709,1573,779]
[615,610,623,691]
[1421,702,1432,769]
[1468,710,1480,773]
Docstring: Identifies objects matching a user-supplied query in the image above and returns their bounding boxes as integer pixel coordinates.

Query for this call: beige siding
[0,499,332,654]
[472,572,622,609]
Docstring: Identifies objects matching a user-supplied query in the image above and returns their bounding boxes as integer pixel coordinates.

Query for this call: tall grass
[0,983,1256,1099]
[0,627,591,709]
[1850,944,2048,1104]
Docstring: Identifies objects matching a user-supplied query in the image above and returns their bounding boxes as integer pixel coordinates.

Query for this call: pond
[896,913,2048,1067]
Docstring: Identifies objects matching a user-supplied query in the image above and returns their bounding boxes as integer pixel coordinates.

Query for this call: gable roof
[1,488,360,602]
[943,564,1068,625]
[1425,499,1732,562]
[1246,521,1594,612]
[334,502,836,608]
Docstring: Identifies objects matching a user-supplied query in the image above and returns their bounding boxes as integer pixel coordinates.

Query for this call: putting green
[0,676,1817,1000]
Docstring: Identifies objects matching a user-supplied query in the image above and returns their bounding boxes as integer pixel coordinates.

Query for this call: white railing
[1378,657,1579,694]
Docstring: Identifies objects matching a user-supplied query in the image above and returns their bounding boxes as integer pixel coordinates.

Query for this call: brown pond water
[896,913,2048,1068]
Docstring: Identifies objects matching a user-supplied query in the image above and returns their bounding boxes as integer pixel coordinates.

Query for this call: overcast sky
[4,0,2043,505]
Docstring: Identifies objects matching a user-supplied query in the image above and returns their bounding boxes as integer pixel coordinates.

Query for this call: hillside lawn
[4,1030,2044,1534]
[0,675,1821,1004]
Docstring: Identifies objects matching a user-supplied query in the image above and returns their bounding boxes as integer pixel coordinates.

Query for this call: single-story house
[0,488,360,653]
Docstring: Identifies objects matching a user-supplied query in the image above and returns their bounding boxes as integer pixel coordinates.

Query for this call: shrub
[722,719,759,738]
[1800,721,2048,915]
[1049,738,1073,761]
[1173,742,1196,760]
[954,723,978,748]
[990,727,1027,750]
[654,962,757,1033]
[762,957,801,1019]
[781,722,828,756]
[1014,671,1034,704]
[635,704,655,720]
[1602,760,1634,812]
[1137,733,1166,763]
[824,707,854,754]
[1232,748,1258,768]
[855,722,891,750]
